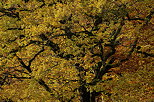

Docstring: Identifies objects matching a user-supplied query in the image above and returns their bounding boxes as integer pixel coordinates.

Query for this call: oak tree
[0,0,153,101]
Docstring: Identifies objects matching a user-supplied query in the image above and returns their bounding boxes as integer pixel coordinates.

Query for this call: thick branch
[37,79,52,93]
[125,10,154,24]
[10,76,31,79]
[125,13,144,21]
[39,34,60,53]
[7,28,23,30]
[136,51,154,58]
[28,47,44,67]
[109,38,138,68]
[0,8,20,19]
[15,47,44,73]
[15,54,32,73]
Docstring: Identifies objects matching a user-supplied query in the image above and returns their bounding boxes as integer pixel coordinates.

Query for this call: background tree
[0,0,153,101]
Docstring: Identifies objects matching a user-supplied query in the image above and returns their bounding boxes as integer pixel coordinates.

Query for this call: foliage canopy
[0,0,154,101]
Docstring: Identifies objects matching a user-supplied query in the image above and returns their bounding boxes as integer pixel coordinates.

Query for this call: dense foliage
[0,0,153,101]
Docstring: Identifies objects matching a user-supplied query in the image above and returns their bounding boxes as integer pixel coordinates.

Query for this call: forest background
[0,0,154,102]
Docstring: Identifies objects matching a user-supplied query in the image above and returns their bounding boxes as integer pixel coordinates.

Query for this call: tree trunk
[79,85,90,102]
[79,85,104,102]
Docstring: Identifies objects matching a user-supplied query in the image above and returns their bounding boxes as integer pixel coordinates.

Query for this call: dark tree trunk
[90,91,98,102]
[79,85,90,102]
[79,85,102,102]
[79,85,105,102]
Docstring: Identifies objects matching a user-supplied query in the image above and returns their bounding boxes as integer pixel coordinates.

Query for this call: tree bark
[79,85,90,102]
[79,85,104,102]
